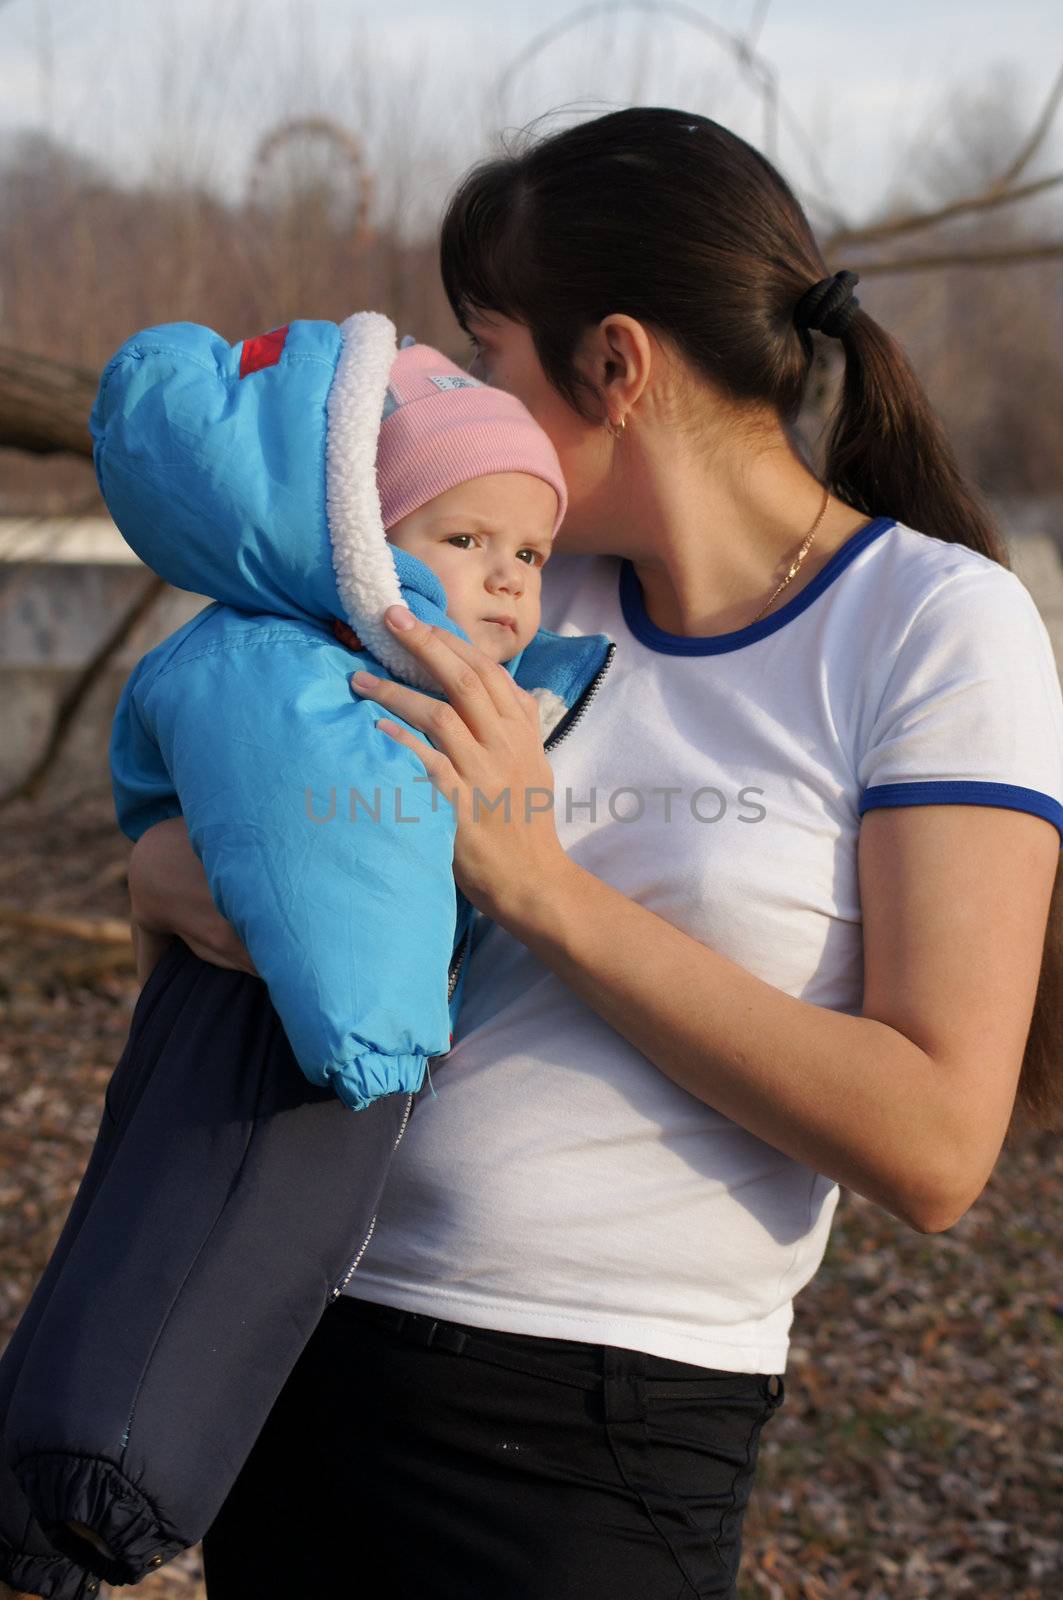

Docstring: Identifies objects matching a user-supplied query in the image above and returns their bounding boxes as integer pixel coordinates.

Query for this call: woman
[122,108,1063,1598]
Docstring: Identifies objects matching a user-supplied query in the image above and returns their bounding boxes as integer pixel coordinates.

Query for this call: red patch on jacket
[332,618,364,652]
[239,325,290,378]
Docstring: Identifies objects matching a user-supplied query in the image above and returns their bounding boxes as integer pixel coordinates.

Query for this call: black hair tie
[793,269,861,340]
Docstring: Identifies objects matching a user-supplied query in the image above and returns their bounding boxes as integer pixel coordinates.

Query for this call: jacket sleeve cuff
[9,1453,185,1588]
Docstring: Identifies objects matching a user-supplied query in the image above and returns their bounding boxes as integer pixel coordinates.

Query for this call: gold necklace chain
[748,484,831,625]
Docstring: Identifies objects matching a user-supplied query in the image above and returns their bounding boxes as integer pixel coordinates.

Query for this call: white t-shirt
[345,517,1063,1373]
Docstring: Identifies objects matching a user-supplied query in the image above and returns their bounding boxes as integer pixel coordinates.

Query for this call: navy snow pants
[0,936,408,1595]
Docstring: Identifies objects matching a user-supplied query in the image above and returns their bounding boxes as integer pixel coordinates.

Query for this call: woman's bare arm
[128,817,256,977]
[495,802,1057,1236]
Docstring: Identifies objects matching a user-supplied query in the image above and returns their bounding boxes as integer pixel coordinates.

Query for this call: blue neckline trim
[618,516,896,655]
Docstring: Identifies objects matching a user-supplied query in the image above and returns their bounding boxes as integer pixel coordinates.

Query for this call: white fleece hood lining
[325,312,441,693]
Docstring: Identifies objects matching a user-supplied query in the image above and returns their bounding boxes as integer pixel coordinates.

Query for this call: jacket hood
[90,313,485,692]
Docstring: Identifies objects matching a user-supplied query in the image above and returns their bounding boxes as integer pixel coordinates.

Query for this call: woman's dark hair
[440,106,1063,1132]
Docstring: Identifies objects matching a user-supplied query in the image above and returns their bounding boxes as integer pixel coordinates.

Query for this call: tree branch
[994,61,1063,190]
[826,61,1063,257]
[827,169,1063,251]
[495,0,782,163]
[851,241,1063,276]
[744,0,772,51]
[0,345,97,458]
[492,0,859,224]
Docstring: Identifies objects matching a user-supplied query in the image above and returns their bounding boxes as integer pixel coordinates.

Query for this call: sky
[1,0,1061,228]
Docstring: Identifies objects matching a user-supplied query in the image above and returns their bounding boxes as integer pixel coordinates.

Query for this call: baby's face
[385,471,557,662]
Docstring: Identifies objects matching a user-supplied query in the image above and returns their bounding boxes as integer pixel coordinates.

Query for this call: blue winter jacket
[100,311,613,1109]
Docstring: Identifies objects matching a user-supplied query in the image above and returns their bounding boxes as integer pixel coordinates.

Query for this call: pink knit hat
[375,342,567,536]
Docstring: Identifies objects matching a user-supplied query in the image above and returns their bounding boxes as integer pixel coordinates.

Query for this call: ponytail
[828,313,1009,565]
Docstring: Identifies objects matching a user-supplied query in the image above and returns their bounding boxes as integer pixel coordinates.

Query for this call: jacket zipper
[542,641,616,753]
[328,924,471,1302]
[328,1094,411,1302]
[446,924,470,1003]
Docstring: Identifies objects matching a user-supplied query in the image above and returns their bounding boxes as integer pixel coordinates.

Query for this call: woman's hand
[348,605,570,923]
[129,817,257,977]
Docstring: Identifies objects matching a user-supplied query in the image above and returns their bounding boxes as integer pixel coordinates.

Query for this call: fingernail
[350,670,376,689]
[386,604,416,631]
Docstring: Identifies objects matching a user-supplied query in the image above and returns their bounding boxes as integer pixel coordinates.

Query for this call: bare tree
[1,20,1061,798]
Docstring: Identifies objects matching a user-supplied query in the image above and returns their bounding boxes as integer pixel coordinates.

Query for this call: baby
[100,313,570,1110]
[0,314,616,1590]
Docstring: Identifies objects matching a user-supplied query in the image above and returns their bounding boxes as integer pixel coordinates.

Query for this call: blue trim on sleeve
[860,780,1063,846]
[618,516,896,655]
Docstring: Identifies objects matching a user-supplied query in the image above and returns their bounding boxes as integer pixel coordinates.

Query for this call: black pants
[201,1296,784,1599]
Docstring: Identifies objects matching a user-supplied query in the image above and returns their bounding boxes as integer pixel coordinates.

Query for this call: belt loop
[603,1345,645,1425]
[385,1310,469,1355]
[432,1323,468,1355]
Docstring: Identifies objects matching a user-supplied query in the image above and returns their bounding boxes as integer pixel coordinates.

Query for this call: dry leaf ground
[1,788,1060,1599]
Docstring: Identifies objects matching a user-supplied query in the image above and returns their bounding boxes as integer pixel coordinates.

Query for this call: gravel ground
[1,789,1060,1599]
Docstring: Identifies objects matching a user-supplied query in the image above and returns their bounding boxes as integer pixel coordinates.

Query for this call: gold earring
[607,413,627,440]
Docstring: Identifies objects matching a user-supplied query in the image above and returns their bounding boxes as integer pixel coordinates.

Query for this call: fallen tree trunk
[0,909,132,944]
[0,345,97,458]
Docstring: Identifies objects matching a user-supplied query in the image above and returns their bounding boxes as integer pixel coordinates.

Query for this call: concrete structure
[2,508,1062,795]
[0,517,208,793]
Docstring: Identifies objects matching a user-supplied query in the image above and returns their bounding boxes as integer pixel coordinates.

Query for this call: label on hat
[428,374,484,392]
